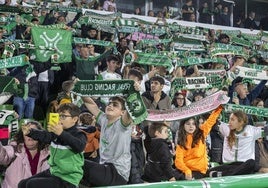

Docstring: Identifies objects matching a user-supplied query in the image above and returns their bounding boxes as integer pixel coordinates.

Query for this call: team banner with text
[225,104,268,117]
[71,80,148,124]
[170,76,223,97]
[146,91,229,121]
[234,66,268,80]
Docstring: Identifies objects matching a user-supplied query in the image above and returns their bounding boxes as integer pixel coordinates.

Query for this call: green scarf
[71,80,148,124]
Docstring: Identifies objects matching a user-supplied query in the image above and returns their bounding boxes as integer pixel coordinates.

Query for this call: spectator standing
[198,1,211,24]
[103,0,117,12]
[181,0,195,21]
[219,6,230,26]
[244,11,258,30]
[259,13,268,31]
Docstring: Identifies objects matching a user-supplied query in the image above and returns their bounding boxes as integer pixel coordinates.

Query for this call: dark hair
[106,54,119,63]
[172,92,186,107]
[177,117,205,149]
[148,122,168,138]
[150,76,165,85]
[57,103,81,117]
[109,96,126,110]
[79,112,94,125]
[227,110,248,148]
[128,68,143,81]
[13,121,46,153]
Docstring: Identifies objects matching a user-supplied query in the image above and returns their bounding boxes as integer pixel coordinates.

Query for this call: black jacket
[143,138,174,182]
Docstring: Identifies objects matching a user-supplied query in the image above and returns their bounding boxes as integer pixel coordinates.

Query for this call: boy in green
[18,103,87,188]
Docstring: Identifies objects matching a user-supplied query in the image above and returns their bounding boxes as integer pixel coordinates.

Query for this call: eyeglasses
[59,114,73,120]
[176,97,184,100]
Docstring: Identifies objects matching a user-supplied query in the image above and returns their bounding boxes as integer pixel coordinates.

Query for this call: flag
[31,27,72,63]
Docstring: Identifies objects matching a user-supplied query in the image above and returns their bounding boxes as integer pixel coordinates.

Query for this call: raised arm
[82,96,101,117]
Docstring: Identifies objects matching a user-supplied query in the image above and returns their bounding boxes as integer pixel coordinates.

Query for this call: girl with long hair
[207,110,263,177]
[174,105,223,180]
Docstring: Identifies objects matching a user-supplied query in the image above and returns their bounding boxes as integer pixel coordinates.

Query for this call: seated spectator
[175,106,223,180]
[142,122,178,182]
[78,112,100,162]
[207,110,264,177]
[0,121,49,188]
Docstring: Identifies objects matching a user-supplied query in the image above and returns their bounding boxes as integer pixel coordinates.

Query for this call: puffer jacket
[0,142,50,188]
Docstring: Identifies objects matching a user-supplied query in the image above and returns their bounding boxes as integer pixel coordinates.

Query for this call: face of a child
[59,110,78,129]
[184,118,196,134]
[105,100,124,117]
[24,124,39,151]
[228,113,244,131]
[155,126,169,139]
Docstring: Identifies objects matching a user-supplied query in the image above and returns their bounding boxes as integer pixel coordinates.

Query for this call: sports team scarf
[170,76,223,94]
[225,104,268,117]
[71,80,148,124]
[199,69,226,78]
[234,66,268,80]
[0,55,29,69]
[177,57,228,67]
[146,90,229,121]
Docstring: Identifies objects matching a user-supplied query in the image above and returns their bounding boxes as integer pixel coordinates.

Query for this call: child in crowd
[81,96,133,186]
[175,105,223,180]
[142,122,178,182]
[0,121,49,188]
[78,112,100,162]
[207,110,267,177]
[18,103,87,188]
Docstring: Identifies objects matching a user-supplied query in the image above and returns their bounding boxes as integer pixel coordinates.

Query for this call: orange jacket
[175,106,223,176]
[83,129,100,153]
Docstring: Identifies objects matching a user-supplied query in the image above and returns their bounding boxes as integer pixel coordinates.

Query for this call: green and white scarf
[225,104,268,117]
[71,80,148,124]
[234,66,268,80]
[170,76,223,93]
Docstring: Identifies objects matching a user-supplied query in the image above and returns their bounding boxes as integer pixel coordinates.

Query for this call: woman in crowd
[0,121,49,188]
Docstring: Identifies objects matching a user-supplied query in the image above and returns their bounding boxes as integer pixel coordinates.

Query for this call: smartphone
[48,113,59,126]
[233,92,237,98]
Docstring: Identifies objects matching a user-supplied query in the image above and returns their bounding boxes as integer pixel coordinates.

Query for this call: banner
[225,104,268,117]
[71,80,148,124]
[135,52,173,70]
[170,76,223,92]
[199,69,226,78]
[73,37,115,47]
[146,91,229,121]
[31,27,72,63]
[234,66,268,80]
[0,55,29,69]
[178,57,228,67]
[0,106,19,145]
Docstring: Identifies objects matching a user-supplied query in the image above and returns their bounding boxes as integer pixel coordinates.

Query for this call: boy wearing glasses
[142,122,178,182]
[81,96,132,186]
[19,103,87,188]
